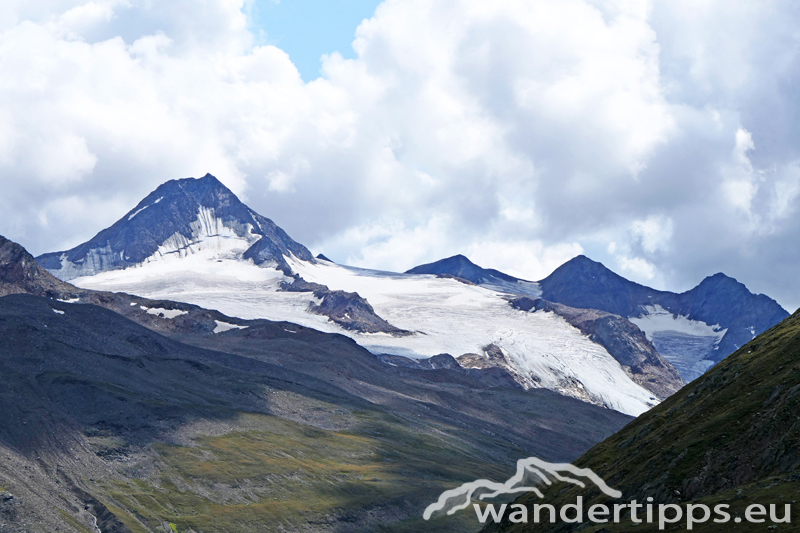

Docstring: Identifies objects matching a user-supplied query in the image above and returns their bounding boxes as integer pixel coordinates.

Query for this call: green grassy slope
[95,411,532,533]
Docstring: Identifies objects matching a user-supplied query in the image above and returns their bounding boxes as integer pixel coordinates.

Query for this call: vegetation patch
[91,411,524,532]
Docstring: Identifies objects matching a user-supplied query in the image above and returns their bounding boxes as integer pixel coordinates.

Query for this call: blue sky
[249,0,383,81]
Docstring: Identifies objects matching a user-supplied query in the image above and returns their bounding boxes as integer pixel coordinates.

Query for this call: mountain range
[35,174,684,415]
[1,172,793,531]
[37,174,786,401]
[408,253,789,381]
[0,234,631,532]
[539,255,789,377]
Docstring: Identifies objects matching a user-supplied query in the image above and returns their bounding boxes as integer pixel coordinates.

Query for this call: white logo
[423,457,621,520]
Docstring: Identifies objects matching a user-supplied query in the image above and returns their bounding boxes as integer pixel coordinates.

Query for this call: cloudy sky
[1,0,800,311]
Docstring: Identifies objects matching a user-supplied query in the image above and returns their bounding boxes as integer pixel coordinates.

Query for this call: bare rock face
[0,235,82,299]
[456,344,536,390]
[376,352,524,388]
[309,288,412,336]
[510,297,684,399]
[279,274,328,293]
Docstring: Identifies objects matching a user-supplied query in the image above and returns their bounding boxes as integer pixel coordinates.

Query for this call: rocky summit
[37,173,315,280]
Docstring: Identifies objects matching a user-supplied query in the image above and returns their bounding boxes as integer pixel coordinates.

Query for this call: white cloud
[1,0,800,309]
[465,240,585,282]
[630,215,673,254]
[616,254,656,281]
[721,128,759,215]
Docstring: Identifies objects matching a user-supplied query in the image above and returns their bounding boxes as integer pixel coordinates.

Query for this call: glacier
[73,231,659,416]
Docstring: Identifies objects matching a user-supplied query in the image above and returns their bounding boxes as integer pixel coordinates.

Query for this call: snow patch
[52,308,65,315]
[128,205,149,220]
[142,206,262,265]
[57,297,80,303]
[630,305,727,340]
[141,306,189,319]
[214,320,248,334]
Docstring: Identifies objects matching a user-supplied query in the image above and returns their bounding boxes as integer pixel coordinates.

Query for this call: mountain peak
[697,271,741,287]
[36,174,315,280]
[146,173,232,201]
[406,254,521,284]
[538,255,649,316]
[552,254,617,277]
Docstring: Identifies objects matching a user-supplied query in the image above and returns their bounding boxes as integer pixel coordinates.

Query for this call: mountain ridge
[407,252,788,381]
[1,235,82,299]
[539,254,789,368]
[406,254,525,284]
[32,176,667,415]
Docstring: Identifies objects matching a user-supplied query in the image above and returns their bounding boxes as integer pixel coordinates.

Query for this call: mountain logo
[423,456,621,520]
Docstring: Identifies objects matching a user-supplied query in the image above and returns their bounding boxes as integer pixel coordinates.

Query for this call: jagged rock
[279,275,328,293]
[0,235,82,299]
[309,287,412,336]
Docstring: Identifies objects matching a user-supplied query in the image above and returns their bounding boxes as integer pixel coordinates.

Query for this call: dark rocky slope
[0,235,81,298]
[406,254,542,297]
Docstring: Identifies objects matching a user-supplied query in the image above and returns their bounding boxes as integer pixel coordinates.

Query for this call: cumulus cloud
[1,0,800,309]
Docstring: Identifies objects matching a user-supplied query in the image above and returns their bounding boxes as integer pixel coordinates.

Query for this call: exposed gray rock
[0,235,81,299]
[375,352,523,388]
[279,274,327,293]
[309,288,412,336]
[456,345,535,390]
[280,274,412,336]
